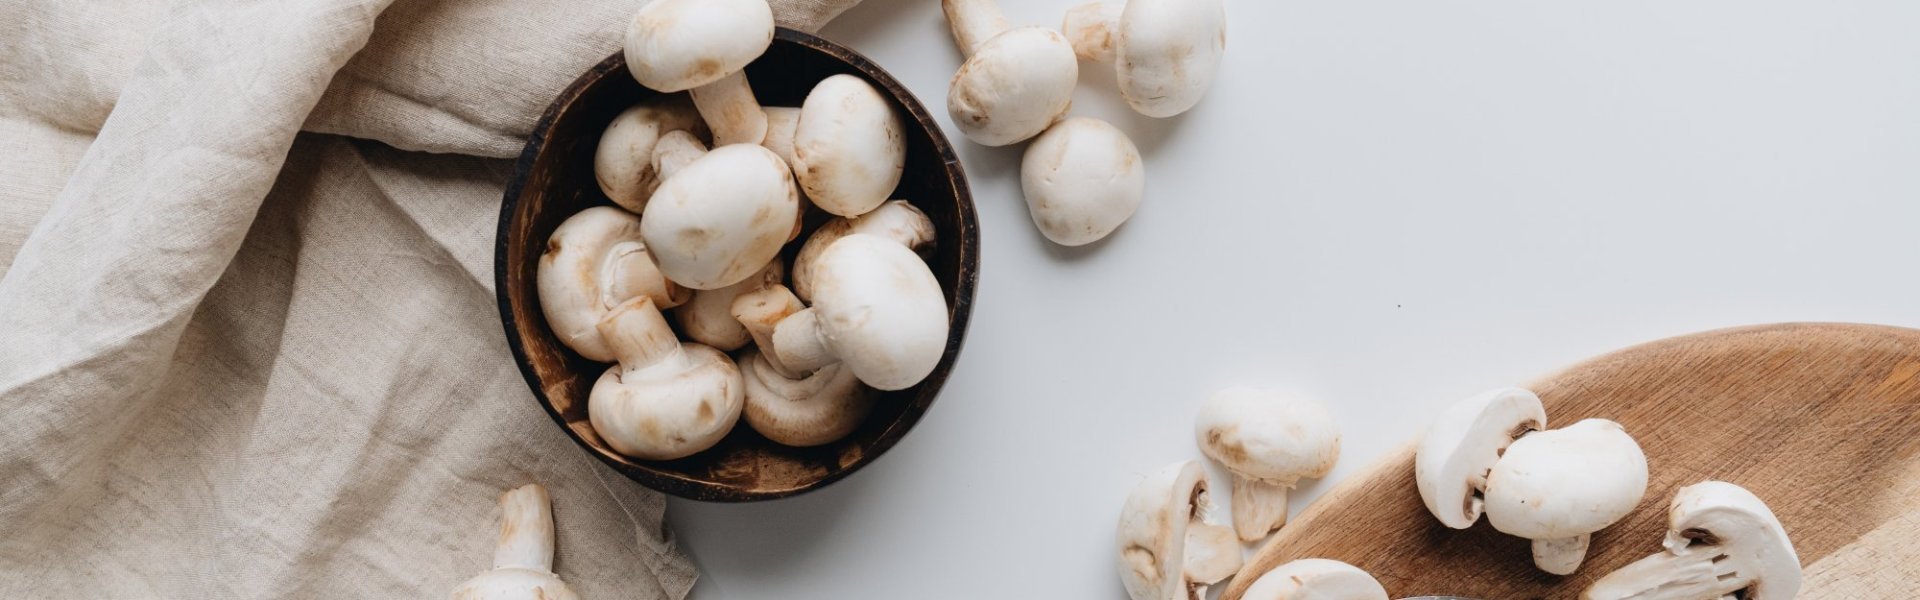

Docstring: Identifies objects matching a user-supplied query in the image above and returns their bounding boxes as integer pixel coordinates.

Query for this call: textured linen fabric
[0,0,860,596]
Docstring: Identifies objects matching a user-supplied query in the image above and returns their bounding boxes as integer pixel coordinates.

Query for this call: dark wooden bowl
[496,30,978,502]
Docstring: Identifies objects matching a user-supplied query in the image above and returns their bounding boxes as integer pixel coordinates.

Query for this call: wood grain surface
[1222,323,1920,599]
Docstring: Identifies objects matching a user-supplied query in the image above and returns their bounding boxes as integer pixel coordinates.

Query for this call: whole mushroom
[673,259,784,351]
[1020,117,1145,246]
[639,132,799,290]
[1062,0,1226,117]
[624,0,774,145]
[769,234,949,391]
[941,0,1079,146]
[450,484,580,600]
[738,347,871,447]
[589,296,743,461]
[787,74,906,217]
[1240,559,1389,600]
[791,200,935,302]
[593,95,707,213]
[539,206,689,363]
[1583,481,1800,600]
[1116,461,1242,600]
[1194,387,1341,542]
[1484,418,1649,575]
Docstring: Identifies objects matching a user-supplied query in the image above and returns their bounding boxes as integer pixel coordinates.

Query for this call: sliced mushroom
[673,259,784,351]
[1413,387,1547,529]
[539,206,690,363]
[1485,418,1648,575]
[769,234,948,391]
[739,347,871,447]
[450,484,580,600]
[588,296,743,461]
[941,0,1079,146]
[1062,0,1226,118]
[791,200,935,303]
[1194,387,1340,542]
[639,134,799,290]
[1240,559,1388,600]
[789,74,906,217]
[1583,481,1800,600]
[1117,461,1242,600]
[624,0,773,145]
[1020,117,1145,246]
[593,95,708,214]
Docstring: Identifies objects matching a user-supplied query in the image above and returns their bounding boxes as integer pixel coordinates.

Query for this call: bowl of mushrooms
[495,5,978,502]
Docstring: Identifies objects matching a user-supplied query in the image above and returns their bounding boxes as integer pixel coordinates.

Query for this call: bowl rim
[494,28,979,502]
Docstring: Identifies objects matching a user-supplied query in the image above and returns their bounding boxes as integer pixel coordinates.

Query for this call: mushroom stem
[492,484,556,572]
[759,106,802,167]
[731,285,809,379]
[1061,2,1120,62]
[601,241,689,311]
[1229,476,1291,542]
[689,70,769,146]
[770,308,835,375]
[941,0,1009,57]
[1184,519,1241,585]
[1582,546,1749,600]
[651,130,708,182]
[596,297,686,373]
[1533,534,1592,576]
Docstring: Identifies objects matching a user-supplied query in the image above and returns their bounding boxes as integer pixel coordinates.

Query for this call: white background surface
[668,1,1920,598]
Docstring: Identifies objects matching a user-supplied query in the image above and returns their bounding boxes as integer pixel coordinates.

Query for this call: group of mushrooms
[940,0,1225,246]
[539,0,950,464]
[1115,387,1802,600]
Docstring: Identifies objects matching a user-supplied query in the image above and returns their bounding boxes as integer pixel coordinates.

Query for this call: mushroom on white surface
[941,0,1079,146]
[450,484,580,600]
[788,74,906,217]
[1240,559,1389,600]
[1061,0,1226,118]
[1583,481,1801,600]
[1485,418,1649,575]
[639,135,799,290]
[1194,387,1341,542]
[593,95,707,213]
[1020,117,1144,246]
[624,0,773,145]
[1116,461,1242,600]
[1414,387,1548,529]
[673,260,784,351]
[769,234,949,391]
[589,296,743,461]
[791,200,935,302]
[539,206,689,363]
[739,347,871,447]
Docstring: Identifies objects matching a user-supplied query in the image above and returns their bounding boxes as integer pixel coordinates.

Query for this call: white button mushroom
[730,283,811,379]
[624,0,774,145]
[768,234,949,391]
[739,347,871,447]
[1020,117,1145,246]
[1414,387,1548,530]
[1117,461,1243,600]
[588,297,744,461]
[672,259,784,351]
[592,95,707,214]
[1240,559,1389,600]
[539,206,690,363]
[450,484,580,600]
[639,132,799,290]
[790,200,935,303]
[1061,0,1226,118]
[1194,387,1341,542]
[788,74,906,217]
[941,0,1079,146]
[1485,418,1649,575]
[1583,481,1801,600]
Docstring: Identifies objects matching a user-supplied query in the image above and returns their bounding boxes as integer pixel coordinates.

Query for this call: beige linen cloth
[0,0,861,596]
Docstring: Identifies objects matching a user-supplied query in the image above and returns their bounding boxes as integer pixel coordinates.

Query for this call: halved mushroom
[769,234,949,391]
[739,347,871,447]
[450,484,580,600]
[1240,559,1388,600]
[1583,481,1800,600]
[539,206,690,363]
[788,74,906,217]
[639,133,799,290]
[1194,387,1341,542]
[624,0,774,145]
[791,200,935,303]
[673,260,784,351]
[588,296,743,461]
[1020,117,1145,246]
[1117,461,1243,600]
[1062,0,1226,118]
[1414,387,1547,529]
[941,0,1079,146]
[1484,418,1648,575]
[593,95,708,214]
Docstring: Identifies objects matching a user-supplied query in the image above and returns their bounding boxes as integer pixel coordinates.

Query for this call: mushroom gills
[1583,481,1800,600]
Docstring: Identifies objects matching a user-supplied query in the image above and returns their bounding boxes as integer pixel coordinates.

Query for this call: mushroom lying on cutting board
[940,0,1079,146]
[624,0,774,145]
[589,297,743,461]
[593,95,707,214]
[539,206,688,363]
[769,234,949,391]
[1062,0,1226,118]
[450,484,579,600]
[1414,387,1546,529]
[1117,461,1242,600]
[639,132,799,290]
[1583,481,1800,600]
[1240,559,1388,600]
[1020,117,1145,247]
[1194,387,1340,542]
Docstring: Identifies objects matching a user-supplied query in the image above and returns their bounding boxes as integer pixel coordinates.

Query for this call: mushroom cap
[1414,387,1547,529]
[640,143,799,290]
[740,348,872,447]
[793,74,907,217]
[593,96,707,213]
[801,234,949,391]
[792,200,935,302]
[450,568,580,600]
[1485,419,1648,540]
[623,0,773,93]
[1583,481,1800,600]
[1194,387,1339,485]
[1116,461,1242,600]
[672,259,783,351]
[589,342,744,461]
[947,26,1079,147]
[1019,117,1144,246]
[1113,0,1226,118]
[1241,558,1390,600]
[538,206,689,363]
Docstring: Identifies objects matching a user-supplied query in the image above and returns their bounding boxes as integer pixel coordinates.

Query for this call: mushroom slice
[791,200,935,303]
[1117,461,1243,600]
[1241,559,1388,600]
[450,484,580,600]
[941,0,1079,146]
[538,206,690,363]
[593,95,707,214]
[588,296,744,461]
[1583,481,1801,600]
[770,234,948,391]
[1020,117,1145,247]
[1413,387,1546,529]
[1484,418,1648,575]
[1062,0,1226,118]
[1193,387,1340,542]
[739,347,872,447]
[673,259,784,351]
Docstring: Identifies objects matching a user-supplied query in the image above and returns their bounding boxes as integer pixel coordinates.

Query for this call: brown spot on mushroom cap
[1204,426,1250,465]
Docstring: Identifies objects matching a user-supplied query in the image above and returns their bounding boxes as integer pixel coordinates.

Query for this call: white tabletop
[669,1,1920,598]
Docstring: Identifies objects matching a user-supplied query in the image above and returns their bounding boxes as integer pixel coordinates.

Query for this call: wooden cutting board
[1222,323,1920,600]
